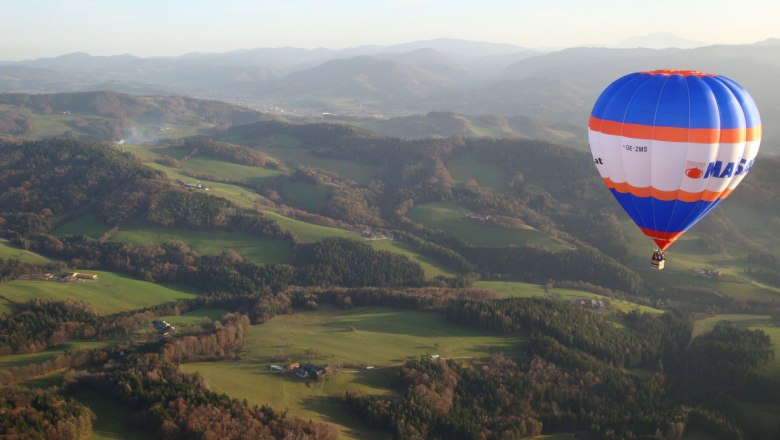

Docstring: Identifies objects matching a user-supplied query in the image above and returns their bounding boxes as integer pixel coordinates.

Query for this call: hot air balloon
[588,70,761,270]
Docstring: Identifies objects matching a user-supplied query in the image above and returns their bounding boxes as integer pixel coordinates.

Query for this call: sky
[1,0,778,60]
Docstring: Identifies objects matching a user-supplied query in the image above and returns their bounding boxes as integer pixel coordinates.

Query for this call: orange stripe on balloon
[589,116,761,143]
[640,69,717,77]
[602,177,732,202]
[639,228,684,250]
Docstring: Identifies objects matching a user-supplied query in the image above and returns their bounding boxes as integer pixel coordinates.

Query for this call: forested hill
[0,91,270,142]
[2,124,780,438]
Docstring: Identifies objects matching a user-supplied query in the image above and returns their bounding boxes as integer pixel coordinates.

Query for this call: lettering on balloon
[685,159,754,179]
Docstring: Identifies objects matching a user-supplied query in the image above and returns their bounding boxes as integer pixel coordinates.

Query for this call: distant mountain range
[2,37,779,149]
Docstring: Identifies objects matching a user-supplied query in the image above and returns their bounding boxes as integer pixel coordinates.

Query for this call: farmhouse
[51,272,98,282]
[284,362,326,380]
[292,368,309,379]
[301,363,325,378]
[572,298,604,309]
[152,320,175,334]
[176,179,210,191]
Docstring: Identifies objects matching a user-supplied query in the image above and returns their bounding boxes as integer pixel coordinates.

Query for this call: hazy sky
[1,0,777,60]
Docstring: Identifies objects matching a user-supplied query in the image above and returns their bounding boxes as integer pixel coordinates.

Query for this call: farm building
[572,298,604,309]
[270,365,284,372]
[287,363,326,380]
[152,320,175,334]
[301,363,325,378]
[292,368,309,379]
[75,273,98,280]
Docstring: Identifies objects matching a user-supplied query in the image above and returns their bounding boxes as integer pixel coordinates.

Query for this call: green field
[278,178,330,211]
[249,137,376,185]
[144,161,274,209]
[181,306,523,439]
[111,222,294,265]
[616,216,780,304]
[408,201,568,250]
[158,308,230,326]
[263,211,455,278]
[0,270,197,315]
[0,238,49,264]
[179,156,284,186]
[0,341,111,371]
[73,389,151,440]
[447,152,509,191]
[475,280,663,314]
[692,314,772,337]
[54,213,111,238]
[753,324,780,377]
[691,314,780,378]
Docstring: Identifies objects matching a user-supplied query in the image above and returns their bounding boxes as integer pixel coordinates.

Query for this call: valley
[1,77,779,438]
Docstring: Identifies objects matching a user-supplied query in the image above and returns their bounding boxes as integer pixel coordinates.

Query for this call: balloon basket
[650,250,666,270]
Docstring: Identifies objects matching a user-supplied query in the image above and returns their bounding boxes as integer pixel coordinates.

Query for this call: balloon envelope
[588,70,761,250]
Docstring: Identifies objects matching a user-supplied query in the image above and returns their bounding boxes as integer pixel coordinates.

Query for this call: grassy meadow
[408,201,569,250]
[157,308,230,327]
[446,152,509,191]
[54,213,112,238]
[0,340,112,371]
[691,314,780,378]
[262,211,455,278]
[475,280,663,314]
[181,306,524,439]
[616,216,780,304]
[249,135,377,185]
[74,389,152,440]
[0,238,49,264]
[111,222,295,265]
[0,270,198,315]
[278,178,330,211]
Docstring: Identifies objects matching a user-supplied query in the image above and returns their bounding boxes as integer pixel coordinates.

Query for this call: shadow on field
[347,367,397,390]
[300,395,390,440]
[317,309,471,337]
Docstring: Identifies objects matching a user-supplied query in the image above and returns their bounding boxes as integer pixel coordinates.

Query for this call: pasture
[446,152,509,191]
[74,389,150,440]
[263,211,455,278]
[277,178,330,211]
[181,306,523,439]
[0,238,49,264]
[617,217,780,304]
[408,201,568,250]
[111,222,295,265]
[691,314,780,378]
[0,340,111,371]
[249,137,377,185]
[158,308,230,326]
[54,214,111,238]
[178,156,283,186]
[0,270,198,315]
[143,162,274,209]
[475,280,663,314]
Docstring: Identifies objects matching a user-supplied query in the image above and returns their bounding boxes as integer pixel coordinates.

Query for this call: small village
[571,297,604,309]
[18,272,99,282]
[360,230,393,240]
[175,179,210,191]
